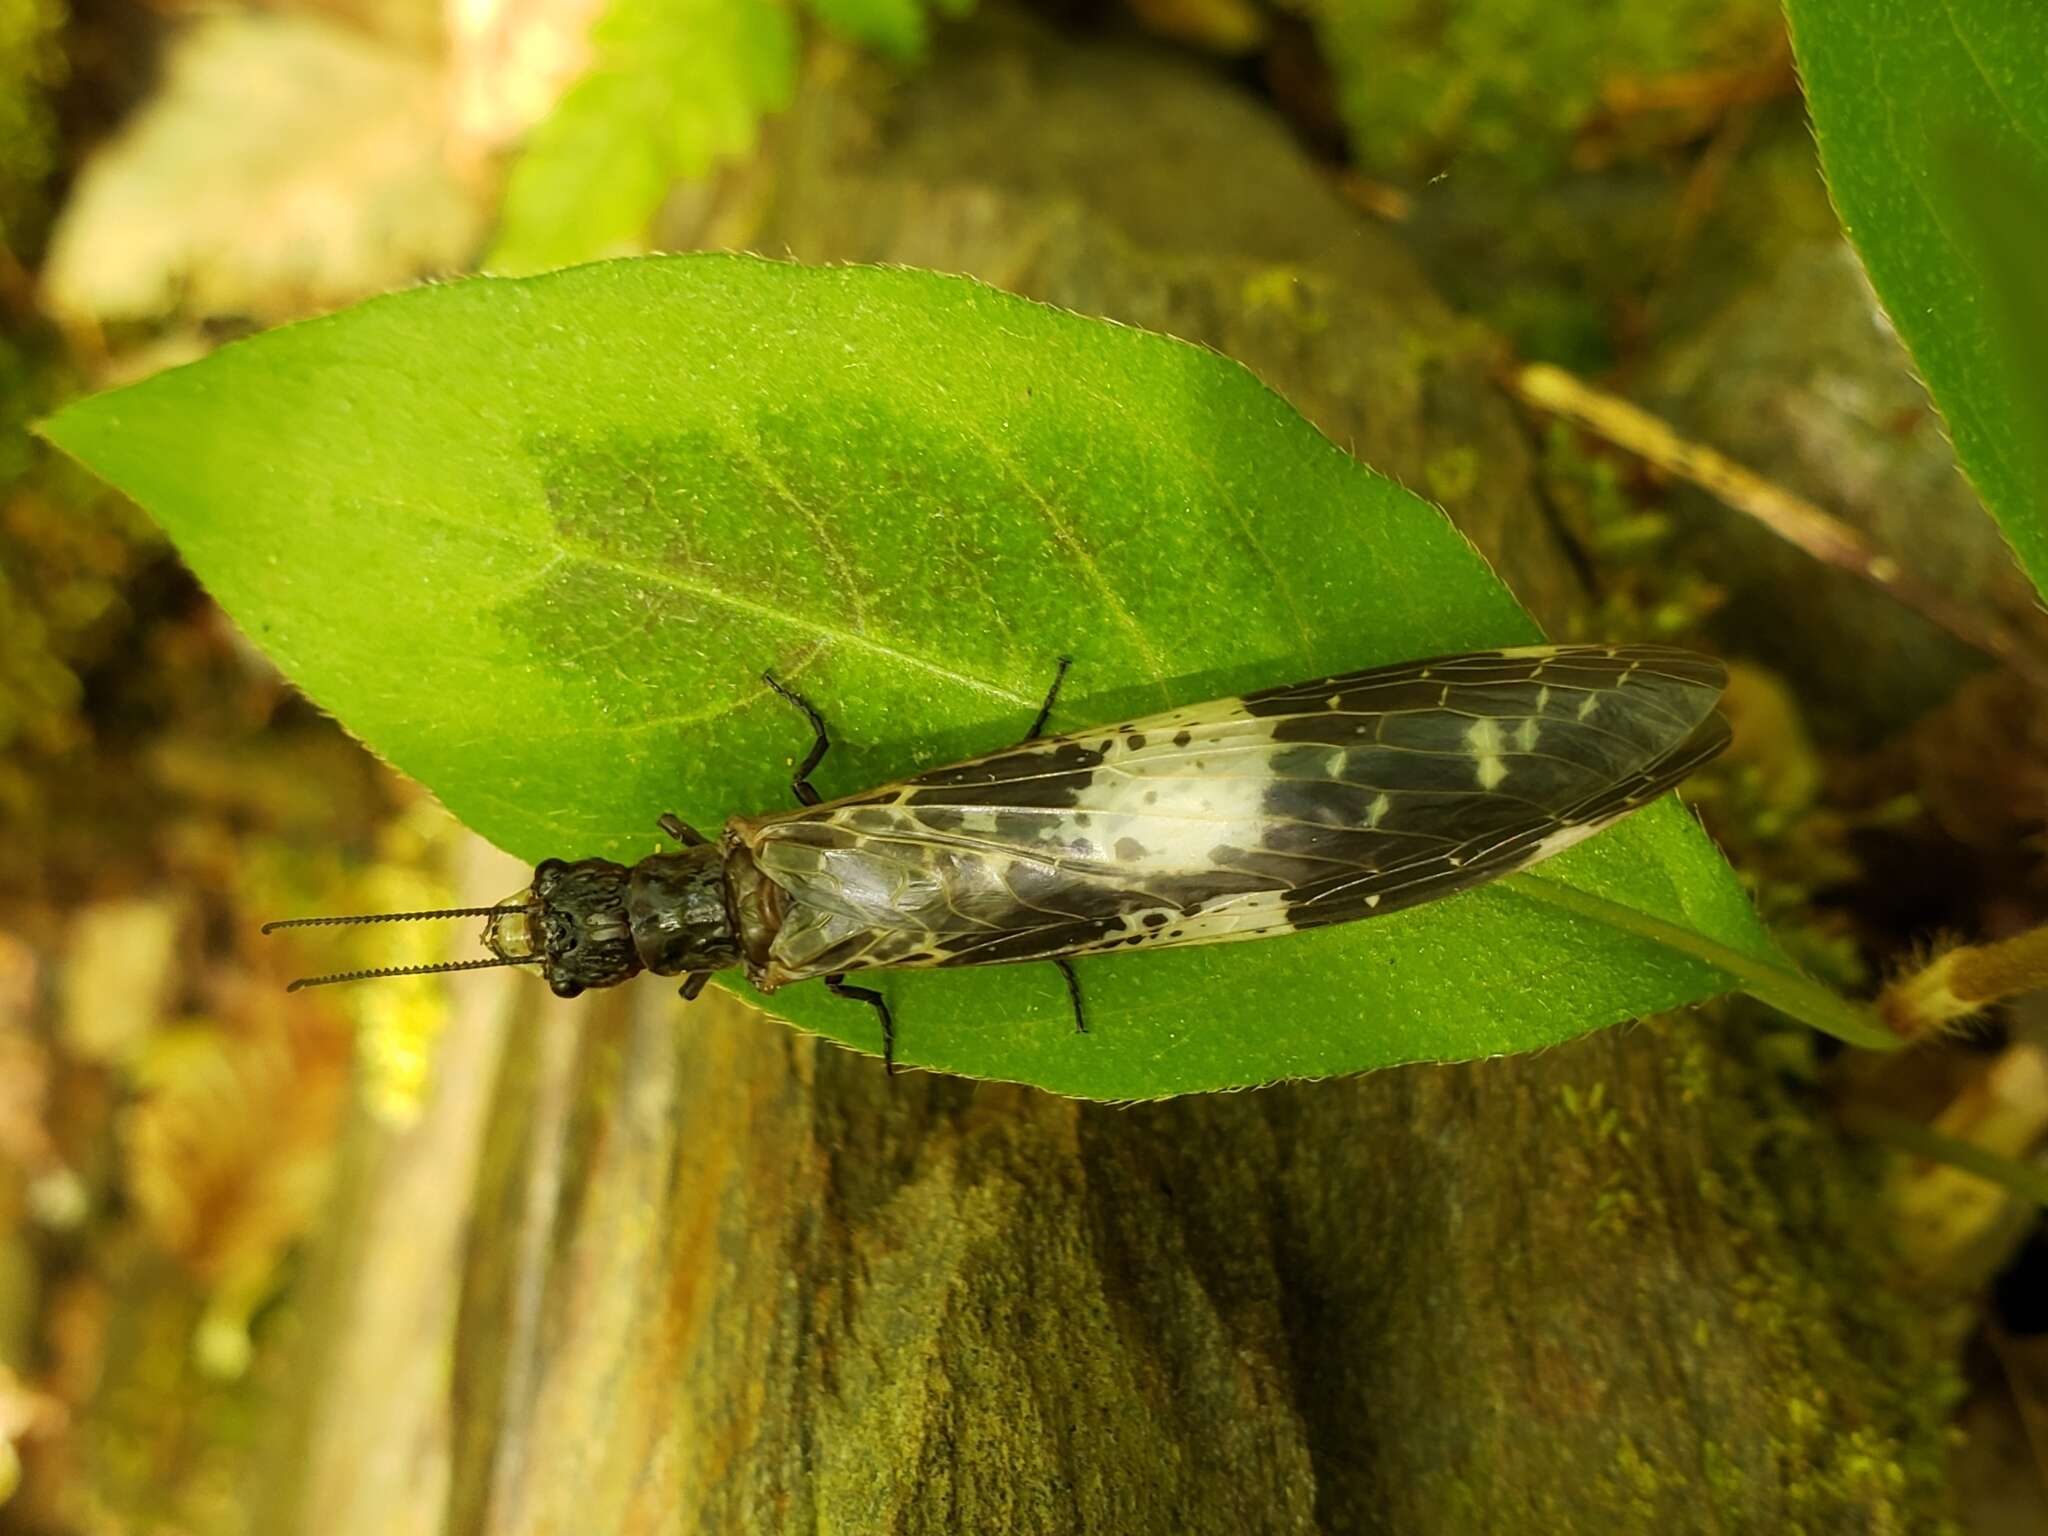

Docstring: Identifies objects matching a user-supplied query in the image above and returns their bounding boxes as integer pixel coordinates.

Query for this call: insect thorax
[625,846,743,978]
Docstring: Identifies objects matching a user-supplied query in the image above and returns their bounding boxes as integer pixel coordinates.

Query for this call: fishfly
[268,644,1729,1069]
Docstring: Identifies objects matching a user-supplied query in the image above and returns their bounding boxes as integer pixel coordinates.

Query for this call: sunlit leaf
[41,255,1877,1096]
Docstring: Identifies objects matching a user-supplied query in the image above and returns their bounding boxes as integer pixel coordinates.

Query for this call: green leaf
[487,0,798,275]
[800,0,934,60]
[38,255,1880,1097]
[1785,0,2048,600]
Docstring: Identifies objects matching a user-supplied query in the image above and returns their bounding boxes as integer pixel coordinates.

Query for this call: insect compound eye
[548,976,586,999]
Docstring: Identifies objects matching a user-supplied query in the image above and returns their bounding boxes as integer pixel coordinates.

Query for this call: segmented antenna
[265,903,544,991]
[284,955,539,991]
[261,905,513,933]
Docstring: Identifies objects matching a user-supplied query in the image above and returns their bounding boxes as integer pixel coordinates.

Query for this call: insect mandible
[267,644,1730,1071]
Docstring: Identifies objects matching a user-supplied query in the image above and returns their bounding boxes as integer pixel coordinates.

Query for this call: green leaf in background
[39,256,1879,1097]
[1785,0,2048,600]
[1309,0,1783,183]
[487,0,797,274]
[489,0,970,274]
[804,0,970,61]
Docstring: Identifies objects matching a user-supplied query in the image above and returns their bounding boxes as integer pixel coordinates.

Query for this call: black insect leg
[678,972,711,1001]
[825,974,897,1073]
[1055,958,1087,1034]
[1023,655,1074,742]
[658,812,709,847]
[762,671,830,807]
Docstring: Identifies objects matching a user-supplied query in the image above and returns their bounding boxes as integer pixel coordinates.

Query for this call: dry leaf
[42,11,486,325]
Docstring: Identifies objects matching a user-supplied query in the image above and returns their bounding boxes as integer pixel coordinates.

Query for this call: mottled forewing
[736,646,1728,984]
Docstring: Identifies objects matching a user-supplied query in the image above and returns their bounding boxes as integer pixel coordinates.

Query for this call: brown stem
[1508,361,2048,693]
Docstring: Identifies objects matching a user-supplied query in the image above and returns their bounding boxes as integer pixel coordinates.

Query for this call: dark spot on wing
[1142,912,1168,928]
[1114,836,1146,861]
[932,914,1131,966]
[1126,733,1147,750]
[903,739,1108,810]
[911,805,968,834]
[994,811,1057,842]
[1172,729,1192,747]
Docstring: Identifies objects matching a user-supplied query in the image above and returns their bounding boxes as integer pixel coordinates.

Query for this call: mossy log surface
[270,14,1952,1534]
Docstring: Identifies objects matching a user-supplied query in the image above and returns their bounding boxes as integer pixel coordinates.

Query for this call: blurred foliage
[490,0,797,273]
[1414,117,1841,371]
[0,361,162,815]
[1304,0,1822,373]
[1309,0,1783,184]
[1538,422,1725,645]
[0,0,167,832]
[0,0,64,256]
[810,0,974,60]
[1,58,462,1501]
[489,0,972,273]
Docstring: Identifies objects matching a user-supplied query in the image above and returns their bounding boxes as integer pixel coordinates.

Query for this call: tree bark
[275,13,1954,1533]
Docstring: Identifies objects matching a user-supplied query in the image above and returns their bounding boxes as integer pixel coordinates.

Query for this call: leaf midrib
[344,489,1042,705]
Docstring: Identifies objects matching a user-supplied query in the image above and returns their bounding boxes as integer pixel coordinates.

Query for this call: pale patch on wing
[1466,716,1507,790]
[1524,820,1605,865]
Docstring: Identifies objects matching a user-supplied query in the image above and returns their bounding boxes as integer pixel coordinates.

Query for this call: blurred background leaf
[1309,0,1784,185]
[488,0,976,273]
[0,0,63,260]
[488,0,797,273]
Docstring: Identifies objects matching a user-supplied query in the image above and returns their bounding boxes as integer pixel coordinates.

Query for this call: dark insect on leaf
[267,644,1728,1070]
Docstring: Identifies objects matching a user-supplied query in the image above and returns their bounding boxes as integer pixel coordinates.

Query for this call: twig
[1508,361,2048,693]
